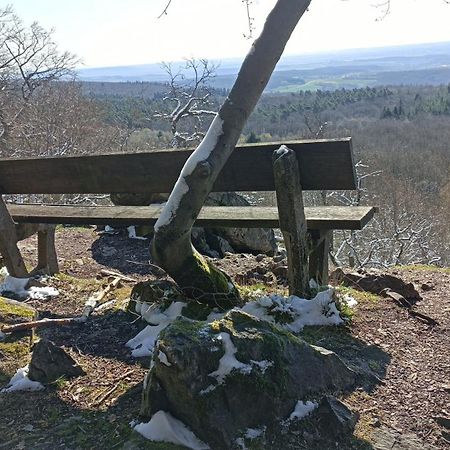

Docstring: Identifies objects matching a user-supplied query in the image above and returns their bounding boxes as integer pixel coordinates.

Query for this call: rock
[128,280,186,313]
[330,268,422,303]
[371,426,439,450]
[28,339,85,384]
[111,191,277,257]
[141,310,356,449]
[110,193,168,206]
[421,283,434,291]
[272,264,288,279]
[314,396,358,439]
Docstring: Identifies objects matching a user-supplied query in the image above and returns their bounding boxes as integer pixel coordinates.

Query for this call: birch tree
[152,0,312,308]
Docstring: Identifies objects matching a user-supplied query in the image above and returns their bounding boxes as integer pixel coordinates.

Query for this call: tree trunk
[153,0,312,307]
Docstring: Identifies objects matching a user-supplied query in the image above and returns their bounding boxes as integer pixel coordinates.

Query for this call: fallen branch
[2,277,123,334]
[99,269,137,283]
[1,317,81,333]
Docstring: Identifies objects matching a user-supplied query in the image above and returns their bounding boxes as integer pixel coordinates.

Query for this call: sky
[6,0,450,68]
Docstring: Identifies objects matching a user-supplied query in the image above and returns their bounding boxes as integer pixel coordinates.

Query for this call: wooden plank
[0,138,356,194]
[308,230,331,285]
[273,146,310,297]
[8,205,376,230]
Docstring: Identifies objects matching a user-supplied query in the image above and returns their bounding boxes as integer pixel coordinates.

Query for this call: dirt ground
[0,227,449,449]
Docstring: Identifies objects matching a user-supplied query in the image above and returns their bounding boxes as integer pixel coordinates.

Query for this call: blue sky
[8,0,450,68]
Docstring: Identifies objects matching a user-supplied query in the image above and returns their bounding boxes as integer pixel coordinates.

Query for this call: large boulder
[110,192,277,256]
[141,310,356,449]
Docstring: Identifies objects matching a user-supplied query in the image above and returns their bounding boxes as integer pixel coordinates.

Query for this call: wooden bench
[0,138,375,291]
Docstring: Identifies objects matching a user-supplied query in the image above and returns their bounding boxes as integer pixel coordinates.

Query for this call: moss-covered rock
[128,280,187,314]
[171,251,242,309]
[141,310,356,449]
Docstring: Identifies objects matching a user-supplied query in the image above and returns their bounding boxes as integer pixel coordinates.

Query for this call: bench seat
[8,204,376,231]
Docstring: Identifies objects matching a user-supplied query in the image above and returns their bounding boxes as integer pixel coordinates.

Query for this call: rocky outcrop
[141,310,356,449]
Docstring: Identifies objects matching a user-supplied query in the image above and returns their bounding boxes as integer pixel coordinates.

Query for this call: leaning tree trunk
[153,0,312,308]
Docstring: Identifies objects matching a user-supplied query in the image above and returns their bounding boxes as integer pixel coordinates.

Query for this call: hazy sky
[7,0,450,68]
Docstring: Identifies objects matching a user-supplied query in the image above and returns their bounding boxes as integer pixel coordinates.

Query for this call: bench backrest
[0,138,356,194]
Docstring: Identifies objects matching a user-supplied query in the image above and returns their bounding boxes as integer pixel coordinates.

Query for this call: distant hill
[77,41,450,91]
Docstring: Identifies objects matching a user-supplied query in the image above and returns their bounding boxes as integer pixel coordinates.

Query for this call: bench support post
[0,196,29,277]
[37,225,59,275]
[308,230,331,286]
[273,146,310,298]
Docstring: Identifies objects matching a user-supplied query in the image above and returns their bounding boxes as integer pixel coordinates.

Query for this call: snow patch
[244,427,265,439]
[126,301,186,357]
[239,288,343,332]
[288,400,318,420]
[154,114,224,232]
[127,225,147,240]
[1,365,44,393]
[342,294,358,308]
[0,275,59,300]
[133,410,209,450]
[209,332,252,384]
[158,350,172,366]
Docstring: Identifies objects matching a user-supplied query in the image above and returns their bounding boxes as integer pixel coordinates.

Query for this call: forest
[3,76,449,268]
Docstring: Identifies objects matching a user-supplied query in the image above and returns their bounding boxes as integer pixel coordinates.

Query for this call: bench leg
[37,225,59,275]
[0,196,29,277]
[309,230,331,286]
[272,146,310,298]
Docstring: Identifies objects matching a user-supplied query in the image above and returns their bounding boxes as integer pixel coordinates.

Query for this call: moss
[0,296,35,319]
[181,301,212,321]
[335,286,380,304]
[172,251,241,309]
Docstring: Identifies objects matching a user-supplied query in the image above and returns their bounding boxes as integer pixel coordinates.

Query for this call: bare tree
[152,0,312,308]
[0,6,78,154]
[154,58,218,148]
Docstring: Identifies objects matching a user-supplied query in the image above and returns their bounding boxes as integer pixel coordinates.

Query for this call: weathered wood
[0,196,28,277]
[0,138,356,195]
[8,204,376,231]
[37,225,59,274]
[273,146,310,298]
[308,230,331,285]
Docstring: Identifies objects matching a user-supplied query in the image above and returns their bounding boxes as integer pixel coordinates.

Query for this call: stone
[314,396,358,439]
[141,310,356,449]
[111,191,277,257]
[330,268,422,303]
[28,339,85,384]
[128,280,186,313]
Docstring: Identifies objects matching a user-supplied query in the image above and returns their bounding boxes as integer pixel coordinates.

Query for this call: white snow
[208,332,252,384]
[133,410,209,450]
[127,226,147,240]
[0,331,5,341]
[342,294,358,308]
[1,365,44,393]
[244,427,265,439]
[249,359,273,374]
[288,400,318,420]
[0,275,59,300]
[239,288,343,332]
[158,350,172,366]
[126,301,186,357]
[154,114,224,232]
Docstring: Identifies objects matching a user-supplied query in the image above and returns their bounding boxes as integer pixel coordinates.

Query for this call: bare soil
[0,227,448,449]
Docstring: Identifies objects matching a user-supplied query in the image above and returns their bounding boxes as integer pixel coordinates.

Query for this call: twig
[157,0,173,19]
[91,369,135,406]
